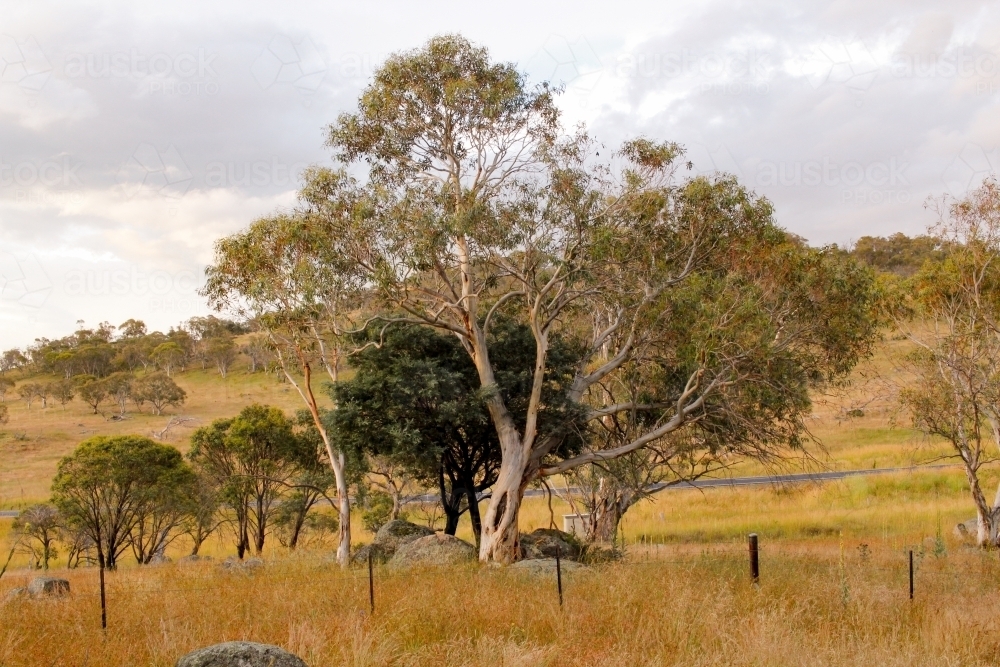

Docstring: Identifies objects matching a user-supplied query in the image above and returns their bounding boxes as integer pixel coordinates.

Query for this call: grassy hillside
[0,331,976,548]
[0,366,309,507]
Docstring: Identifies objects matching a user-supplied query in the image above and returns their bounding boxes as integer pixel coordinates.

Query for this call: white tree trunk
[336,461,351,565]
[478,454,528,563]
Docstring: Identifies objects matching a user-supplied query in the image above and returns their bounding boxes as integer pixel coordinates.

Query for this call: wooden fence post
[908,550,914,600]
[748,533,760,584]
[555,544,563,607]
[368,550,375,615]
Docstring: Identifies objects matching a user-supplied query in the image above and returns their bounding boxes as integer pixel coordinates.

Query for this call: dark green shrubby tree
[332,322,581,547]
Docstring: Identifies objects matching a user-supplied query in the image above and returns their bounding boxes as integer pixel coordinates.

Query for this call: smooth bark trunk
[478,454,528,563]
[962,459,995,547]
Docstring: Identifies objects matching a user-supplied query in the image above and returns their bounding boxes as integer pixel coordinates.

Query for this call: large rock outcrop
[352,520,435,565]
[175,641,307,667]
[389,533,476,567]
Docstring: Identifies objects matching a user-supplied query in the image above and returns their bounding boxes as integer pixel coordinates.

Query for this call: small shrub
[361,491,396,533]
[933,522,947,558]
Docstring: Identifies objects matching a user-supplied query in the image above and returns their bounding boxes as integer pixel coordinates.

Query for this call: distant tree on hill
[104,372,133,416]
[206,336,238,378]
[186,315,250,339]
[77,376,109,414]
[151,342,185,377]
[1,348,28,373]
[133,372,187,415]
[18,383,45,409]
[48,379,75,408]
[114,342,149,373]
[851,233,948,277]
[0,376,13,402]
[241,335,274,374]
[117,319,148,339]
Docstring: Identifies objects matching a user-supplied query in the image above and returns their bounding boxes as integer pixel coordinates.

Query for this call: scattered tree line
[0,315,275,384]
[7,404,338,570]
[0,316,288,421]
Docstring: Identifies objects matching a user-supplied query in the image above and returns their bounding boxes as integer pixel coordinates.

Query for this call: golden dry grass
[3,334,999,665]
[2,540,1000,666]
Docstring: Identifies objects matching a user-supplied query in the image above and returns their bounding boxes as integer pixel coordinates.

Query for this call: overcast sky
[1,0,998,348]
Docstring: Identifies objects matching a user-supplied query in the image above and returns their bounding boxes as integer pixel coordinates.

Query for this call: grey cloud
[0,0,998,346]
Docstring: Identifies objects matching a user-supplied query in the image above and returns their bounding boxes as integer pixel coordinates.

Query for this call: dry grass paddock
[2,334,997,665]
[2,539,1000,667]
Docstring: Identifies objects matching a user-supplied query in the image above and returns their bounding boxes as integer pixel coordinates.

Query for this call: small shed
[562,513,592,536]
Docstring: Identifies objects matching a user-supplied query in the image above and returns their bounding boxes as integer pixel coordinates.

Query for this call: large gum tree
[206,35,881,563]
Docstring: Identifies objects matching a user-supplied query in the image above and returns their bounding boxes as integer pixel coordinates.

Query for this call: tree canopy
[51,435,194,569]
[205,34,883,562]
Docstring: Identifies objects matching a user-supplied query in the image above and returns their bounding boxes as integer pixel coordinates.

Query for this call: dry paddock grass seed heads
[3,548,1000,666]
[0,334,993,664]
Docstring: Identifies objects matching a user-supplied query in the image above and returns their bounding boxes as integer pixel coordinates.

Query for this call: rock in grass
[175,641,307,667]
[351,542,394,566]
[179,554,212,564]
[374,520,435,551]
[954,518,977,541]
[220,556,264,572]
[389,533,475,567]
[2,587,26,603]
[351,520,436,565]
[27,577,70,597]
[519,528,582,561]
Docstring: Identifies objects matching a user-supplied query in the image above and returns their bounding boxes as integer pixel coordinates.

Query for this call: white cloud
[0,0,998,347]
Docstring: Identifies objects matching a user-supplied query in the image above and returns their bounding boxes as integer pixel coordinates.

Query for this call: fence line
[5,536,991,613]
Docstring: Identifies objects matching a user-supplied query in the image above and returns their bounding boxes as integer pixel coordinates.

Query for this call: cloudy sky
[1,0,998,348]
